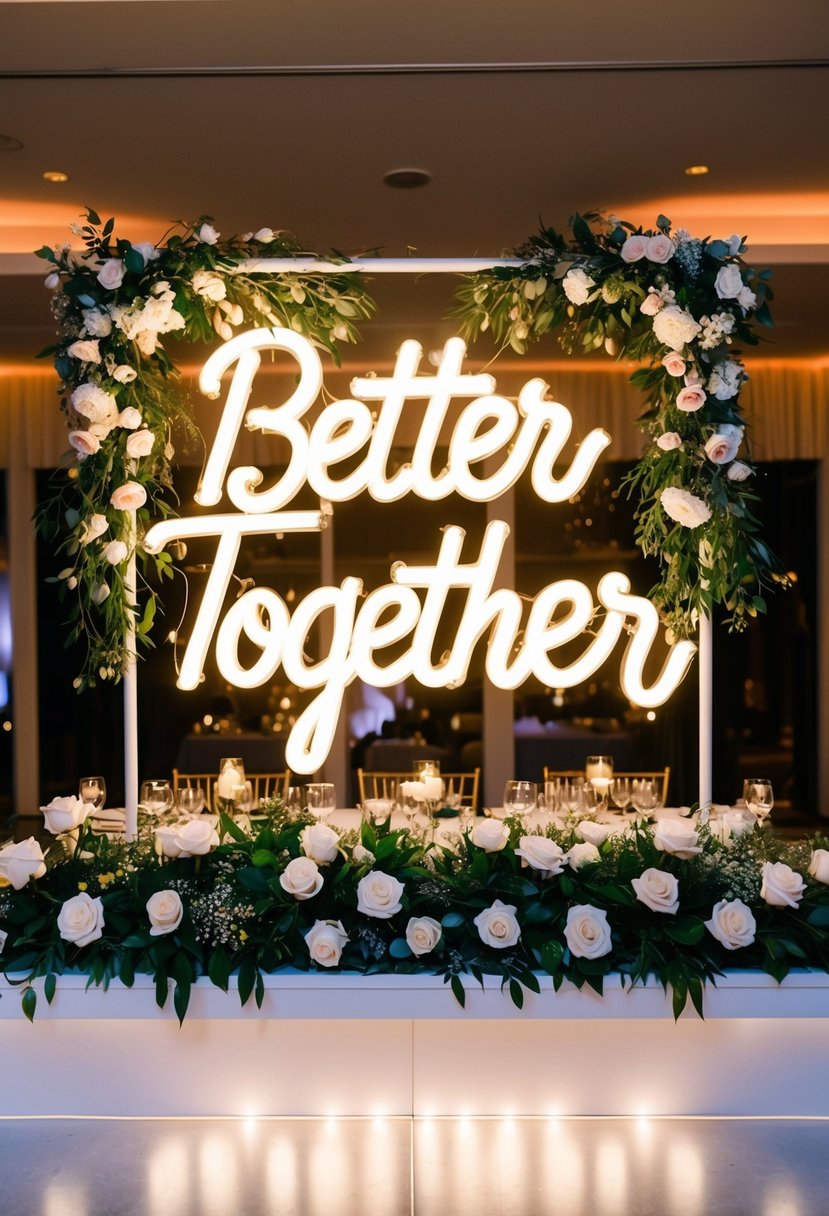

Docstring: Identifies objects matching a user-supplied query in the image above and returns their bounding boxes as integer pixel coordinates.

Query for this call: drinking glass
[542,779,561,816]
[561,777,587,817]
[283,785,304,814]
[79,775,106,810]
[630,778,659,818]
[502,780,537,819]
[361,798,394,828]
[743,777,774,822]
[611,777,632,813]
[232,780,255,814]
[176,785,205,816]
[305,782,337,822]
[140,779,173,816]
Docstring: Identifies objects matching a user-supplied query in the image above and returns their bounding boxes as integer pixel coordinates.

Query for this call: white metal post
[698,613,713,810]
[123,513,139,840]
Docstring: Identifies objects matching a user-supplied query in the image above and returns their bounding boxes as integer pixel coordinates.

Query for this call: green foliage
[38,209,375,692]
[454,211,787,637]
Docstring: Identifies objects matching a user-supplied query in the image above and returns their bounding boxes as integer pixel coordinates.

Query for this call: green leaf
[21,986,37,1023]
[155,970,169,1009]
[124,245,145,275]
[664,918,706,946]
[508,978,524,1009]
[541,939,564,974]
[238,958,257,1007]
[252,849,277,868]
[450,974,466,1007]
[208,947,232,992]
[173,977,191,1025]
[656,214,671,231]
[441,911,466,931]
[44,973,57,1005]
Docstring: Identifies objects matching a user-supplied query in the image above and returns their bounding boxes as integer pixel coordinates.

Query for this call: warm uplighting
[684,164,710,176]
[646,710,656,722]
[42,171,69,183]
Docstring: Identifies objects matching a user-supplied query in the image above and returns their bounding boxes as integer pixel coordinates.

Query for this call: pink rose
[110,481,147,511]
[126,430,155,458]
[96,258,126,290]
[661,353,687,377]
[640,291,664,317]
[727,460,753,482]
[704,425,743,465]
[620,234,648,262]
[118,407,142,430]
[68,430,101,459]
[656,432,682,452]
[646,234,675,263]
[676,385,707,412]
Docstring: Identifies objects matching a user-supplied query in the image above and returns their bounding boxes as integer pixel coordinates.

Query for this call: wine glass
[502,780,537,820]
[140,779,173,816]
[744,777,774,823]
[361,798,393,828]
[176,785,205,816]
[283,785,304,815]
[630,778,659,818]
[79,775,106,811]
[232,780,255,814]
[305,782,336,822]
[611,777,632,813]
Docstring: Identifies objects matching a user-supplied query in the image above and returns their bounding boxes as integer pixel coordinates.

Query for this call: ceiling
[0,0,828,362]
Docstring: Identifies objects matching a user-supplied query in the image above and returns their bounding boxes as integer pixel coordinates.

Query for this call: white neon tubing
[598,572,697,706]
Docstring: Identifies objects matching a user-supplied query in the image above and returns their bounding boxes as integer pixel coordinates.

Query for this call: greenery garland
[454,212,787,639]
[35,209,375,690]
[2,802,829,1023]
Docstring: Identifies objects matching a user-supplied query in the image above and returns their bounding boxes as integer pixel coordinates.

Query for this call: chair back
[542,766,671,806]
[357,768,480,813]
[172,769,292,810]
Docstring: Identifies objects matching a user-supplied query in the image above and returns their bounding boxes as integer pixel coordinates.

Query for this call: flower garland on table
[35,209,375,690]
[454,212,787,640]
[2,800,829,1023]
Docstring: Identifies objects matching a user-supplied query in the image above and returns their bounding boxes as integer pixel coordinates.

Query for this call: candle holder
[585,755,614,813]
[217,757,245,814]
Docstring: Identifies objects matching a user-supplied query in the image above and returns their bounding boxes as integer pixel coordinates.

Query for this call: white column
[484,490,515,807]
[123,513,138,840]
[698,613,713,810]
[7,457,39,816]
[819,459,829,817]
[320,513,348,800]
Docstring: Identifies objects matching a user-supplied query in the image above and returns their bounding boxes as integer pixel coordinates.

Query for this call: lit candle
[217,765,241,799]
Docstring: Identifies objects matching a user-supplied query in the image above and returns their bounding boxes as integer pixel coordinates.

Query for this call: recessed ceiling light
[0,134,23,152]
[383,168,432,189]
[684,164,709,176]
[42,170,69,183]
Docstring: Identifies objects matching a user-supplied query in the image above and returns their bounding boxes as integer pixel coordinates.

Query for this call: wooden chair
[357,768,481,814]
[543,766,671,806]
[172,769,292,810]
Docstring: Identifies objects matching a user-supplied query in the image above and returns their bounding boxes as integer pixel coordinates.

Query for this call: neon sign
[144,328,696,773]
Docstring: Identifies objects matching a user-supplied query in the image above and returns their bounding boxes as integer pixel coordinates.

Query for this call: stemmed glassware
[610,777,632,814]
[630,778,659,819]
[743,777,774,823]
[585,755,614,813]
[140,779,173,816]
[502,780,537,821]
[305,783,337,822]
[560,777,597,819]
[79,775,106,811]
[176,785,206,816]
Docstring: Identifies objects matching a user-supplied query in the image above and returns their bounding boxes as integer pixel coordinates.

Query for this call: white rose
[67,339,101,364]
[82,308,113,337]
[147,890,183,936]
[562,267,595,306]
[808,849,829,885]
[111,365,137,384]
[68,430,101,459]
[653,818,702,858]
[656,432,682,452]
[192,269,227,302]
[620,234,648,262]
[646,234,675,264]
[727,461,753,482]
[564,904,613,959]
[473,899,521,949]
[133,241,159,264]
[566,842,601,870]
[135,330,158,356]
[705,898,757,950]
[707,360,741,401]
[577,820,615,847]
[42,794,92,834]
[110,481,147,511]
[639,291,664,317]
[676,384,707,412]
[470,819,510,852]
[737,285,756,311]
[57,892,105,947]
[357,870,405,919]
[96,258,126,290]
[173,818,219,857]
[632,867,680,914]
[705,424,744,465]
[760,862,805,908]
[72,383,119,425]
[652,305,702,352]
[714,264,744,300]
[352,843,375,865]
[91,581,110,605]
[660,486,712,528]
[81,513,108,544]
[0,837,47,889]
[154,826,182,859]
[406,916,442,956]
[126,429,155,459]
[300,823,340,864]
[196,222,220,245]
[117,406,142,430]
[279,856,324,901]
[103,539,128,565]
[253,228,275,242]
[661,353,687,376]
[514,835,566,877]
[305,919,348,968]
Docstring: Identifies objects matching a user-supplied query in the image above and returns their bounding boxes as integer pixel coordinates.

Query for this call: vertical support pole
[698,612,713,810]
[484,486,515,807]
[819,458,829,817]
[7,458,40,820]
[320,510,348,801]
[123,512,138,840]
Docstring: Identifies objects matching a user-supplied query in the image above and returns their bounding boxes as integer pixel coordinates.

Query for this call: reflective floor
[2,1116,828,1216]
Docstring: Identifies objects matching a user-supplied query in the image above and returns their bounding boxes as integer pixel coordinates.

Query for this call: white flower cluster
[107,280,185,356]
[697,311,736,351]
